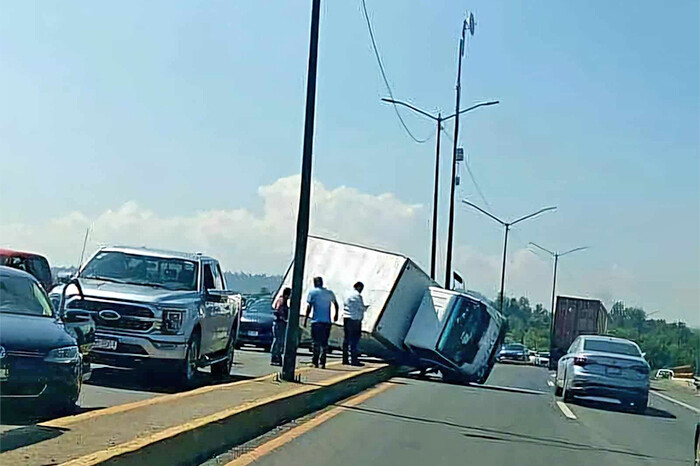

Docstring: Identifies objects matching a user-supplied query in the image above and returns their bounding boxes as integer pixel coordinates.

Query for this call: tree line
[498,295,698,371]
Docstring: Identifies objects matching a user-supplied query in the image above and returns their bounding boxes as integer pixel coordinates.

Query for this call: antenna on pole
[78,226,90,269]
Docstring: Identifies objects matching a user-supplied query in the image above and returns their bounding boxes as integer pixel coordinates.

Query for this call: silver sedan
[555,335,650,413]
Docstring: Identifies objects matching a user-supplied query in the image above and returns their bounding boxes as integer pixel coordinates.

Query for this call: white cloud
[2,175,697,325]
[0,176,427,275]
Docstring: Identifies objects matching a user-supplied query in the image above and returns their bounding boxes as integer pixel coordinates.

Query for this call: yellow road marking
[57,363,386,466]
[225,382,395,466]
[43,361,340,428]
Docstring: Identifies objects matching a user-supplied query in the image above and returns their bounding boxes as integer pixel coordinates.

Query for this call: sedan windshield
[583,339,640,357]
[505,344,524,350]
[80,251,198,291]
[246,299,274,314]
[0,275,54,317]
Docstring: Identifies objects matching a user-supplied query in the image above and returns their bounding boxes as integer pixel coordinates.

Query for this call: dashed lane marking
[556,401,577,420]
[547,380,554,387]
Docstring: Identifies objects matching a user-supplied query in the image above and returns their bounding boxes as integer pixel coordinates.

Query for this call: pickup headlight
[45,346,80,363]
[162,309,185,334]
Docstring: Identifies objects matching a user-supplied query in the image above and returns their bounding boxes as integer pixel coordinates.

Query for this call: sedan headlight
[45,346,80,363]
[162,309,185,334]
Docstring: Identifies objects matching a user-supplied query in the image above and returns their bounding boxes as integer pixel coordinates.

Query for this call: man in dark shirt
[270,287,291,366]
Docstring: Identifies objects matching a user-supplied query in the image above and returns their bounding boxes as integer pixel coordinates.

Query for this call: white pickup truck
[54,246,242,385]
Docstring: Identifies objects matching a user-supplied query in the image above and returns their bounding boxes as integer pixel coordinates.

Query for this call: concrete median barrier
[1,363,397,466]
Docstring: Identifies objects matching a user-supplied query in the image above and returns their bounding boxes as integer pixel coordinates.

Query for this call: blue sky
[1,1,698,324]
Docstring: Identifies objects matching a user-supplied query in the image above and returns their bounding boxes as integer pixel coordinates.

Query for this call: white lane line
[547,380,554,387]
[651,391,700,414]
[556,401,577,420]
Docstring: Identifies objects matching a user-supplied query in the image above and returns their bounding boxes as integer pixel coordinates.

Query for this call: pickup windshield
[80,251,198,291]
[0,275,54,317]
[437,296,491,366]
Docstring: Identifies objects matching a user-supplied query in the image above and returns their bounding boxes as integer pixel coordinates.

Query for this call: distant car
[555,335,650,413]
[236,298,275,351]
[0,248,53,291]
[535,352,550,367]
[654,369,674,379]
[497,343,528,362]
[0,266,94,413]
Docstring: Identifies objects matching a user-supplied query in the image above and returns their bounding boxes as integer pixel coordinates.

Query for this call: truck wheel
[179,333,200,386]
[212,335,235,379]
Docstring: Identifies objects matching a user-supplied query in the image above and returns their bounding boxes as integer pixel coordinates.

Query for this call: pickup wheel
[178,333,200,387]
[211,335,235,379]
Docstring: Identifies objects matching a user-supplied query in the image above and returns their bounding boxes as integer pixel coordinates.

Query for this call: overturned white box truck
[277,236,505,384]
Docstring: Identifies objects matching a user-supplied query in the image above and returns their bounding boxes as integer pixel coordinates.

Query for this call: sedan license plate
[0,367,8,381]
[607,366,622,376]
[247,330,259,337]
[94,338,118,350]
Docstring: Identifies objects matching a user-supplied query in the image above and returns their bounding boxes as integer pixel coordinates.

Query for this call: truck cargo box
[550,295,608,369]
[277,236,435,360]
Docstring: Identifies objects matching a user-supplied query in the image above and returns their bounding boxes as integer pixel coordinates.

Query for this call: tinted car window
[0,275,54,317]
[583,340,640,356]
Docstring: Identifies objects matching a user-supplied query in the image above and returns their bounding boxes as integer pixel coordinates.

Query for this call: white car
[555,335,650,413]
[535,352,550,367]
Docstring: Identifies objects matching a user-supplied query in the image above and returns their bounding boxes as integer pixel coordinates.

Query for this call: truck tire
[211,334,235,379]
[178,333,200,387]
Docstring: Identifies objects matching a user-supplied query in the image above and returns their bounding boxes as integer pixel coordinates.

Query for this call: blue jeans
[271,321,287,363]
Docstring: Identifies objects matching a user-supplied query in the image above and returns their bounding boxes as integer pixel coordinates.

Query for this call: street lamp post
[282,0,322,382]
[381,98,499,281]
[528,242,588,350]
[462,200,557,313]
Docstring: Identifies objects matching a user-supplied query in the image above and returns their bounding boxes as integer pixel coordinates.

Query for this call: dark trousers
[342,318,362,364]
[311,322,331,367]
[271,320,287,364]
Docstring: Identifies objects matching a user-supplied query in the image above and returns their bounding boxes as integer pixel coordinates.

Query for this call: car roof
[96,246,214,262]
[0,265,42,283]
[0,248,47,260]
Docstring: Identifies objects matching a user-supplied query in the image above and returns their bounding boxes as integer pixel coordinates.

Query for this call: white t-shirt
[343,290,367,321]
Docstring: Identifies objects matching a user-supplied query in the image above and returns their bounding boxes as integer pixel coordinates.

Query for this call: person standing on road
[342,281,367,367]
[304,277,339,369]
[270,287,291,366]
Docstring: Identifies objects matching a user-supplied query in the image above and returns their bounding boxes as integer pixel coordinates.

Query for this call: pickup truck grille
[67,299,155,332]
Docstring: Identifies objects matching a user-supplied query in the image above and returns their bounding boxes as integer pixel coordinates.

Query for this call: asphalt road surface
[0,346,318,431]
[238,363,696,466]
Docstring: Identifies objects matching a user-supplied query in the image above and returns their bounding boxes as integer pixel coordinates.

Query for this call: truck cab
[56,246,241,385]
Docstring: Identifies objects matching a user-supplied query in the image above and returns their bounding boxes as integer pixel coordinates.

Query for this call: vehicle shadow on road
[85,366,257,394]
[0,424,67,453]
[572,398,676,419]
[0,404,103,427]
[337,404,685,464]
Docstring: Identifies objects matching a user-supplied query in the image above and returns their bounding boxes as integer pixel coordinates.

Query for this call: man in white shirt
[342,282,367,366]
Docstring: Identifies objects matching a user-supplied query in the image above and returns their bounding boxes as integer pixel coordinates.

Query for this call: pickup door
[201,262,234,354]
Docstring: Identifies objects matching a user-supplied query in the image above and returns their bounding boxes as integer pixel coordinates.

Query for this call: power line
[360,0,431,144]
[441,125,492,210]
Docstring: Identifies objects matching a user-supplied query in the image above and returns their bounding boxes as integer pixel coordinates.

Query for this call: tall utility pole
[282,0,321,382]
[462,200,557,313]
[528,242,588,348]
[380,98,499,280]
[445,13,475,289]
